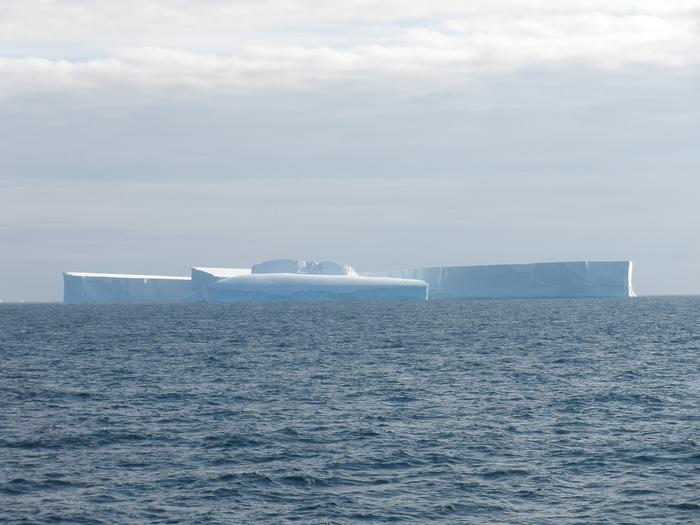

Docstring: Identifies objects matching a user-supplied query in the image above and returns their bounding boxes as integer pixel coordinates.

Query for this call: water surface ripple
[1,298,698,523]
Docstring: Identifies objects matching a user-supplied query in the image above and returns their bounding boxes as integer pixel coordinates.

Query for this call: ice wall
[63,260,635,303]
[209,274,428,302]
[189,267,252,302]
[63,272,192,303]
[367,261,635,299]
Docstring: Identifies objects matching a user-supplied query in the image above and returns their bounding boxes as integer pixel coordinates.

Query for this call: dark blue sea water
[1,298,698,524]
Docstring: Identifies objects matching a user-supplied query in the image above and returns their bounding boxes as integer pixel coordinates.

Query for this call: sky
[1,0,699,301]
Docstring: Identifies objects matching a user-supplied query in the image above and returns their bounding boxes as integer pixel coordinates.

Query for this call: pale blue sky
[1,1,699,301]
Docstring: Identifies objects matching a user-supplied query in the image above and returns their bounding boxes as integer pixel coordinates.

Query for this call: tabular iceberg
[63,259,636,303]
[209,273,428,302]
[367,261,635,299]
[63,272,192,304]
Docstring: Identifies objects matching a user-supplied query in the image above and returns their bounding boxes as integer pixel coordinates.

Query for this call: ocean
[1,298,698,523]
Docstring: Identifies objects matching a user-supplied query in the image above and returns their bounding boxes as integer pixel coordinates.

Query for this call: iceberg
[189,267,251,302]
[195,260,426,303]
[208,273,428,302]
[367,261,635,299]
[63,272,192,304]
[62,259,636,303]
[252,259,357,276]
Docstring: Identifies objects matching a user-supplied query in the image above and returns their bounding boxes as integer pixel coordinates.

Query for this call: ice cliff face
[63,272,192,304]
[209,273,427,302]
[367,261,635,299]
[251,259,357,276]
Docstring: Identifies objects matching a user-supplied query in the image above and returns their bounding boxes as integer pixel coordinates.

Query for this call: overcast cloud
[1,1,699,300]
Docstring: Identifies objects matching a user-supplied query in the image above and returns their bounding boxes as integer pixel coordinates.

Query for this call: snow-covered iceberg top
[64,272,190,281]
[251,259,357,276]
[192,267,251,279]
[209,273,427,302]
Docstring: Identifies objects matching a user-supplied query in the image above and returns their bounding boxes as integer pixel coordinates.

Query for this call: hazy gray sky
[1,0,699,301]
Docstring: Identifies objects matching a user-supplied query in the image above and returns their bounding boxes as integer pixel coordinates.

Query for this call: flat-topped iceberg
[62,259,636,303]
[367,261,635,299]
[63,272,191,303]
[209,273,428,302]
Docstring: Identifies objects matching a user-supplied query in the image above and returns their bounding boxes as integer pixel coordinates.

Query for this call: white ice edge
[64,272,191,280]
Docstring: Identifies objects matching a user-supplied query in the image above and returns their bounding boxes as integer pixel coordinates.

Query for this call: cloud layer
[1,1,698,96]
[2,1,699,300]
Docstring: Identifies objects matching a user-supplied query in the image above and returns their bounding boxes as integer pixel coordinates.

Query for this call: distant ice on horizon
[62,260,635,303]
